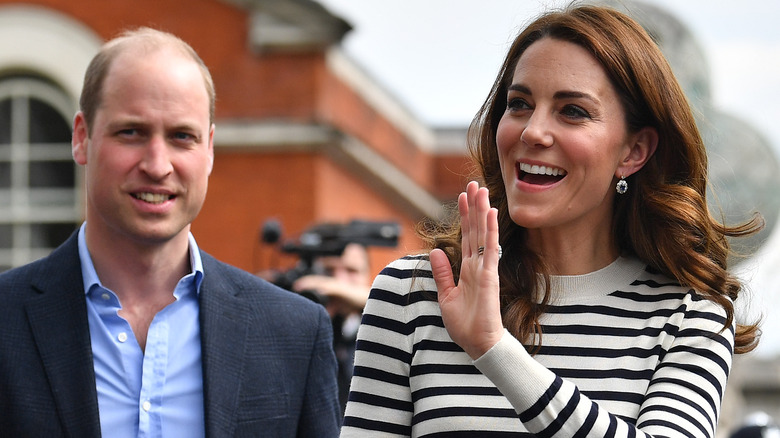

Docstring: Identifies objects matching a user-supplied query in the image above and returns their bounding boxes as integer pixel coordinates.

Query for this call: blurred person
[293,242,371,414]
[0,27,340,437]
[730,412,780,438]
[341,4,762,437]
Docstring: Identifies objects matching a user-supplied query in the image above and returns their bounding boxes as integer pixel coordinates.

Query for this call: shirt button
[101,293,110,300]
[118,332,128,343]
[142,401,152,412]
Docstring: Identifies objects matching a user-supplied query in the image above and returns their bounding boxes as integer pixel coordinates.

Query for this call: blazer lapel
[25,234,101,437]
[199,253,250,437]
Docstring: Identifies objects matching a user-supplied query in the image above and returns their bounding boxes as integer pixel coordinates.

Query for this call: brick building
[3,1,777,433]
[0,0,472,275]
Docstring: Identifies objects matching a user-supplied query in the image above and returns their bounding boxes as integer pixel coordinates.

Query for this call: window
[0,77,79,271]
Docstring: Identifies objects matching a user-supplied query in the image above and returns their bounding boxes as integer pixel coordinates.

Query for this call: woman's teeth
[518,162,567,176]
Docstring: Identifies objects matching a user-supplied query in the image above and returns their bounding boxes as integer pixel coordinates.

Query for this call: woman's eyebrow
[508,84,600,104]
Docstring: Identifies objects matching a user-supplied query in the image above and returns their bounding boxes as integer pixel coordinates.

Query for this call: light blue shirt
[78,223,205,438]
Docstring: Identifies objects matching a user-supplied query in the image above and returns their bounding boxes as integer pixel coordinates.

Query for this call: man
[292,243,371,413]
[0,28,340,437]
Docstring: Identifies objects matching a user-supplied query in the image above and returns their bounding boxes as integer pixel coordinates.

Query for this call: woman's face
[496,37,635,244]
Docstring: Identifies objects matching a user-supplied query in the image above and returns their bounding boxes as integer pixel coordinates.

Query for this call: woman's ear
[617,126,658,178]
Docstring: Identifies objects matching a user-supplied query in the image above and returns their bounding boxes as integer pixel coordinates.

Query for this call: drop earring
[616,176,628,195]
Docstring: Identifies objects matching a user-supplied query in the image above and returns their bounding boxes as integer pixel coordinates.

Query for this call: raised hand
[430,181,504,359]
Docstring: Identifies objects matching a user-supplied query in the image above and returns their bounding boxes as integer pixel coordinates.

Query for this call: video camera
[260,219,401,303]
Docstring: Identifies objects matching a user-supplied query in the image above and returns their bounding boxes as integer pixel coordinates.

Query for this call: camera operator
[258,219,399,414]
[292,243,371,414]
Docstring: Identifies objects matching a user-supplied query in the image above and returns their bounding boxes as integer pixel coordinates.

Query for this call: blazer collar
[198,252,251,437]
[26,232,101,437]
[23,239,254,437]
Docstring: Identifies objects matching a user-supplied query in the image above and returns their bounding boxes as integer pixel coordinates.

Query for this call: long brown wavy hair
[421,4,762,354]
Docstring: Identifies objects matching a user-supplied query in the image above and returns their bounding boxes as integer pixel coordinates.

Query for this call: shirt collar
[78,222,205,296]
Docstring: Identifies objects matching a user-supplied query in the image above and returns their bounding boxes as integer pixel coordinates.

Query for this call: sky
[317,0,780,157]
[315,0,780,356]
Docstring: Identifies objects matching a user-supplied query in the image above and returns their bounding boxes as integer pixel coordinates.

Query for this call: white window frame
[0,77,80,269]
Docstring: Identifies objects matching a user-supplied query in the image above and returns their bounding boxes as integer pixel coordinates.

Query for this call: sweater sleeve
[340,258,419,437]
[473,294,734,438]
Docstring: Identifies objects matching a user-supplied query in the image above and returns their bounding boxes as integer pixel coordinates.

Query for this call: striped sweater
[340,255,734,437]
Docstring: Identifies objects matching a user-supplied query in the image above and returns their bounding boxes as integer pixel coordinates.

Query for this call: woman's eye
[507,97,530,111]
[561,104,590,119]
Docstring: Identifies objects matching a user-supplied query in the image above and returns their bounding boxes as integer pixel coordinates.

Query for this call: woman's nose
[520,111,554,148]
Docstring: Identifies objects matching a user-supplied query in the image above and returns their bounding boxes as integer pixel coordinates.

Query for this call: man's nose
[138,136,174,179]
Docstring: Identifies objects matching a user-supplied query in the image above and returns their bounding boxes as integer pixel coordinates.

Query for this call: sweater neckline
[544,256,647,303]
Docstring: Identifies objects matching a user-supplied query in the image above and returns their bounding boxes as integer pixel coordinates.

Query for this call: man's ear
[72,112,89,165]
[616,126,658,178]
[207,123,215,175]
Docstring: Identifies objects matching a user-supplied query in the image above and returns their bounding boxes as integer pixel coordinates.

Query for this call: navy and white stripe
[341,255,733,438]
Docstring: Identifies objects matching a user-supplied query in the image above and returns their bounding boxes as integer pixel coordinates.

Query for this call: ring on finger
[477,245,502,259]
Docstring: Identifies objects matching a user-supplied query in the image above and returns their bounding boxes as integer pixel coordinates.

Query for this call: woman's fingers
[467,182,480,257]
[437,181,504,358]
[475,183,488,251]
[462,181,492,260]
[458,191,471,257]
[431,248,456,300]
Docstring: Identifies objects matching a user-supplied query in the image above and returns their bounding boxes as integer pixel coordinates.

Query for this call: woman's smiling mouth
[517,162,567,185]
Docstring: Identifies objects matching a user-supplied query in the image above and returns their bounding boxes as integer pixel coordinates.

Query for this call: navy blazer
[0,233,341,437]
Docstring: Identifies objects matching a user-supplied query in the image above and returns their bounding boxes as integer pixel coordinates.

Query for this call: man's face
[72,47,214,247]
[320,243,370,287]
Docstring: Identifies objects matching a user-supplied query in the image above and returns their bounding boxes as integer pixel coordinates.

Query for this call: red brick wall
[193,151,317,272]
[317,63,437,190]
[7,0,463,277]
[194,150,426,276]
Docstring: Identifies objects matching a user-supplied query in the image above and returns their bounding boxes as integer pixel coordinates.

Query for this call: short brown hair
[79,27,215,134]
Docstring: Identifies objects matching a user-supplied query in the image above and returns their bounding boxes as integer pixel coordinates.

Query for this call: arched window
[0,76,79,271]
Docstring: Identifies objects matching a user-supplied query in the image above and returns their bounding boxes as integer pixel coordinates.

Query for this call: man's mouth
[517,162,567,185]
[133,192,173,204]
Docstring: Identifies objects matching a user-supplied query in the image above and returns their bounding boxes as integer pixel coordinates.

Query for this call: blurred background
[0,0,777,435]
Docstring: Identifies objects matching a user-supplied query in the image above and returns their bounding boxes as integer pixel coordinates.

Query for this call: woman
[341,4,761,437]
